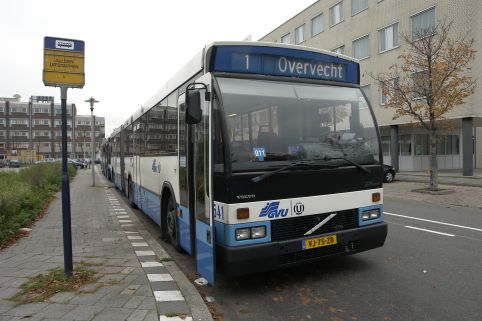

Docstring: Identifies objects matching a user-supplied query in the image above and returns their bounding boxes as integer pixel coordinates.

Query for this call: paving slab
[0,166,213,321]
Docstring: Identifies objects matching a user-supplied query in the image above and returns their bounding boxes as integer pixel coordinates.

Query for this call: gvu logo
[259,201,289,218]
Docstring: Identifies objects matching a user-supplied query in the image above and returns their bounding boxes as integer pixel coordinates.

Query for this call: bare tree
[373,20,476,190]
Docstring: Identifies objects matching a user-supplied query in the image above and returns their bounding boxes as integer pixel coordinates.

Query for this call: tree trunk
[429,131,439,191]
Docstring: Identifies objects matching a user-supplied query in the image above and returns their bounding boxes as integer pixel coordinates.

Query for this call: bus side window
[213,97,225,171]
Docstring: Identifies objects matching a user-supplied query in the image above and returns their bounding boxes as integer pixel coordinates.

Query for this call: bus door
[120,126,126,193]
[185,76,215,285]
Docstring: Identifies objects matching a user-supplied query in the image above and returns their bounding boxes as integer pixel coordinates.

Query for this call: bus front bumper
[216,222,387,276]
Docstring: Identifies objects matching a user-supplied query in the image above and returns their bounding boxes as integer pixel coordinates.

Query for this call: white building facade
[260,0,482,174]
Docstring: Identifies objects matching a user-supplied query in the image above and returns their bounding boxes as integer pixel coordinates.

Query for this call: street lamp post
[85,97,99,186]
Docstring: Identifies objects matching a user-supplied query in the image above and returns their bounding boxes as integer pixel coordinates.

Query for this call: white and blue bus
[102,42,387,285]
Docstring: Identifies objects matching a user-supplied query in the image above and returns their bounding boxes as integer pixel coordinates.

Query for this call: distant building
[260,0,482,173]
[0,95,105,161]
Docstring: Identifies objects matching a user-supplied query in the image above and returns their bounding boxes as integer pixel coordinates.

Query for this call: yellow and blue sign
[211,45,359,84]
[43,36,85,88]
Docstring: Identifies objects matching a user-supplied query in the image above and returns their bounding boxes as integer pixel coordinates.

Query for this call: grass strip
[9,263,97,304]
[0,163,76,246]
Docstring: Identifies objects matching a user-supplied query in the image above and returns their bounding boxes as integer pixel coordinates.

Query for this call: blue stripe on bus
[358,205,384,226]
[178,205,192,255]
[132,182,160,226]
[214,221,271,247]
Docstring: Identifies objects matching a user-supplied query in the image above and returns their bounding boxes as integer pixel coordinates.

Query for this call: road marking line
[141,261,163,267]
[131,242,148,247]
[119,220,132,223]
[404,225,455,237]
[159,316,192,321]
[153,290,184,302]
[147,274,173,282]
[135,250,155,256]
[124,231,139,234]
[128,236,143,240]
[117,215,129,219]
[385,212,482,232]
[121,224,134,227]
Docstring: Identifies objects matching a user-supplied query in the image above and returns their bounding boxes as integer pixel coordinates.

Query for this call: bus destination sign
[212,45,359,84]
[43,36,85,88]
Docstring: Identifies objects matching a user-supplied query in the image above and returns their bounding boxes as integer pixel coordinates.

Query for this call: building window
[381,136,390,156]
[0,119,4,125]
[448,135,459,154]
[353,35,370,60]
[361,85,371,104]
[332,45,345,55]
[281,33,291,44]
[0,106,4,113]
[411,7,435,40]
[295,24,305,44]
[34,119,50,126]
[33,107,50,114]
[414,134,429,155]
[330,1,344,26]
[9,107,27,114]
[380,78,399,105]
[10,119,28,126]
[13,131,29,137]
[399,135,411,156]
[311,13,323,36]
[379,22,399,53]
[351,0,368,16]
[415,134,460,155]
[412,70,429,99]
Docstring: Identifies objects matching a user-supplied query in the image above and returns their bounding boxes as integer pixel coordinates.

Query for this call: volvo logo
[293,202,305,215]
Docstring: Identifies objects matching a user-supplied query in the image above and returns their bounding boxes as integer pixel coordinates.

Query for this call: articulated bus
[102,42,387,285]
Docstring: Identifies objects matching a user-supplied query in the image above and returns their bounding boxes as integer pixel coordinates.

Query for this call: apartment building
[0,95,105,161]
[260,0,482,173]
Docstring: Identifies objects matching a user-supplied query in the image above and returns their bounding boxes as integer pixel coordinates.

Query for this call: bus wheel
[166,195,181,252]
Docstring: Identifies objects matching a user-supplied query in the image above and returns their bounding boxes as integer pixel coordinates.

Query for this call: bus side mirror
[186,90,202,124]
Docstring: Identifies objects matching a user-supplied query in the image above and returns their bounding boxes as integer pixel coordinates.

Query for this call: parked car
[70,159,87,169]
[383,164,396,183]
[8,160,21,168]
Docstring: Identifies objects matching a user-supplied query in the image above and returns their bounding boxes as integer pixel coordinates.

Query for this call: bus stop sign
[43,37,85,88]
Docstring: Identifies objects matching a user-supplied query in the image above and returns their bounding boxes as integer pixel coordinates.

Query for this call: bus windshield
[217,77,380,172]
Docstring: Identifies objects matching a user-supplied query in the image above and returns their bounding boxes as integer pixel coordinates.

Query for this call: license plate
[302,235,337,250]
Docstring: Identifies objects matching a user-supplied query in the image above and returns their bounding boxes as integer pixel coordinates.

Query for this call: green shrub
[0,163,77,244]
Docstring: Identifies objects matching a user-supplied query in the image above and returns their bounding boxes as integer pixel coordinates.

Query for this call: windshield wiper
[251,161,335,183]
[320,156,371,174]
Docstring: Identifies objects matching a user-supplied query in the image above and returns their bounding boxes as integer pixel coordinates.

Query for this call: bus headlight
[362,208,380,221]
[251,226,266,239]
[235,226,266,240]
[235,228,251,240]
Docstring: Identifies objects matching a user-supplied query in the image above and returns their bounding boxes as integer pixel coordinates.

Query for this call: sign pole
[43,36,85,277]
[60,85,73,276]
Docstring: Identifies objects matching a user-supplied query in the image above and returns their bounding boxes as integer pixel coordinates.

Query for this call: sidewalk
[0,166,212,321]
[396,168,482,188]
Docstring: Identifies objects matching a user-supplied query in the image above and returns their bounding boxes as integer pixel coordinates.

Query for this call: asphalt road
[134,194,482,321]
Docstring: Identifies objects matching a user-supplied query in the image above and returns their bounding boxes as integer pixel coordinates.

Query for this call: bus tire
[165,194,181,252]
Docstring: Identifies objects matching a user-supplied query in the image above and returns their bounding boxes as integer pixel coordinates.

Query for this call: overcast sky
[0,0,316,135]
